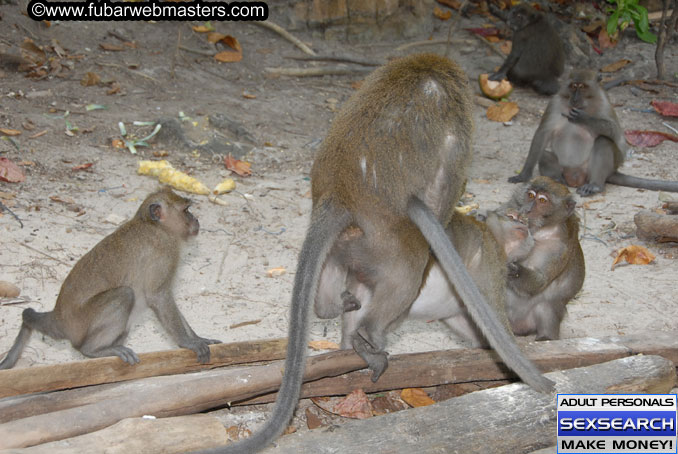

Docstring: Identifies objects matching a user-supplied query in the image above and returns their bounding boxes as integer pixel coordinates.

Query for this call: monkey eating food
[503,176,585,340]
[489,3,565,96]
[0,187,220,369]
[204,53,553,454]
[509,69,678,196]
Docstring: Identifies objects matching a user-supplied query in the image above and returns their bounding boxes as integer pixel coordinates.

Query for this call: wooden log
[0,351,366,449]
[239,332,678,405]
[0,338,287,399]
[265,355,677,453]
[635,210,678,242]
[0,415,228,454]
[2,332,678,449]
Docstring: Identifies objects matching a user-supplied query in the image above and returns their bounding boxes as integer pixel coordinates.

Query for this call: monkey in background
[408,210,534,347]
[502,176,585,340]
[205,53,553,454]
[489,3,565,95]
[0,187,220,369]
[509,70,678,196]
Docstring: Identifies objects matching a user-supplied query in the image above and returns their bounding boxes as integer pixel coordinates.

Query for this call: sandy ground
[0,3,677,442]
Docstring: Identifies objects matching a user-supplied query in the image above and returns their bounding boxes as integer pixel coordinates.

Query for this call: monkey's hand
[489,71,507,82]
[563,108,592,124]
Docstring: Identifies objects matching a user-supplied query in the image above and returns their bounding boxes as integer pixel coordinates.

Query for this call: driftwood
[3,332,678,449]
[0,351,366,449]
[0,415,228,454]
[0,338,288,399]
[635,210,678,242]
[265,355,676,454]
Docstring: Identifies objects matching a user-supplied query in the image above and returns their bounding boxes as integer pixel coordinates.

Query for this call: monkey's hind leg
[76,287,139,365]
[531,78,559,96]
[579,137,616,196]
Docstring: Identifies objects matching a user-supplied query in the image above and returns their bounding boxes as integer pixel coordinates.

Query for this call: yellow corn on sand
[212,178,236,195]
[137,160,173,177]
[158,168,210,195]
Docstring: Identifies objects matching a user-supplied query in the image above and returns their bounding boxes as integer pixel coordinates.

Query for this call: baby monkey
[0,187,220,369]
[503,176,585,340]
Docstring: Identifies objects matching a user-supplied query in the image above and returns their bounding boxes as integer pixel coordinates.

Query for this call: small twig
[171,29,182,78]
[253,20,316,56]
[0,201,23,228]
[471,33,505,57]
[19,242,69,267]
[286,54,381,67]
[445,0,469,58]
[663,122,678,135]
[229,319,262,329]
[265,66,370,77]
[178,45,214,57]
[95,62,159,83]
[394,38,465,52]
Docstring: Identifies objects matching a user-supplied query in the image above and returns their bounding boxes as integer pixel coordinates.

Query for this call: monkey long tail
[407,196,555,394]
[197,198,352,454]
[608,172,678,192]
[0,320,34,370]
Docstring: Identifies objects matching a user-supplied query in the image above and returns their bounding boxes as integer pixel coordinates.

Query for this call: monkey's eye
[537,195,549,203]
[527,190,536,199]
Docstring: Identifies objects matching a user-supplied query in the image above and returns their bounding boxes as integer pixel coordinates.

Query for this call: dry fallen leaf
[72,163,93,171]
[651,100,678,117]
[242,91,257,99]
[222,35,242,52]
[625,130,678,148]
[401,388,436,407]
[598,28,617,49]
[0,128,21,136]
[437,0,461,9]
[225,154,252,176]
[371,391,410,415]
[601,59,631,73]
[0,157,26,183]
[192,24,213,33]
[308,340,340,351]
[81,71,101,86]
[0,281,20,298]
[266,266,286,277]
[333,390,373,419]
[611,245,656,270]
[433,6,452,20]
[214,50,242,63]
[487,101,519,122]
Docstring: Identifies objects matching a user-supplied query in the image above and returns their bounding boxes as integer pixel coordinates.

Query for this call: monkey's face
[567,81,590,109]
[507,5,536,30]
[520,187,553,228]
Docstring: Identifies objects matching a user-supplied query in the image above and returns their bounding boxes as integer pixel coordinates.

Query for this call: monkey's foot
[352,333,388,383]
[105,346,140,365]
[198,336,222,345]
[508,174,529,184]
[182,339,212,363]
[340,290,361,312]
[576,183,602,196]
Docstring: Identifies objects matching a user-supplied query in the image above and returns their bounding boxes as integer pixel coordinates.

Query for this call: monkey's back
[311,53,473,226]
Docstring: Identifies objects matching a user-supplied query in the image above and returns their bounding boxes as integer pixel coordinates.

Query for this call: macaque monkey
[208,53,553,454]
[509,70,678,196]
[503,176,585,340]
[0,187,220,369]
[408,211,534,346]
[489,3,565,95]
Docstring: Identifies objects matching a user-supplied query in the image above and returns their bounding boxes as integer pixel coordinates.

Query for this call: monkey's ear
[565,198,576,216]
[149,203,163,222]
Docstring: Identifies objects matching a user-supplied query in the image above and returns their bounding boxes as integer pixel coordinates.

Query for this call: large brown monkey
[489,3,565,95]
[503,176,585,340]
[509,70,678,196]
[407,211,534,346]
[204,54,553,454]
[0,187,220,369]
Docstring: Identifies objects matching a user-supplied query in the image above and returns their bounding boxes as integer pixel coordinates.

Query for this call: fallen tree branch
[286,54,382,66]
[265,66,371,77]
[252,21,316,56]
[0,338,287,399]
[0,415,228,454]
[267,355,676,453]
[635,210,678,242]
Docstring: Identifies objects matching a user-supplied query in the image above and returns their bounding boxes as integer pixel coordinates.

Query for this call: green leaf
[636,28,657,43]
[607,10,621,35]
